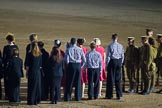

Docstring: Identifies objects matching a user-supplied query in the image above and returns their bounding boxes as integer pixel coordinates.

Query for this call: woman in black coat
[49,47,64,104]
[3,33,19,99]
[26,42,42,105]
[7,48,23,102]
[0,50,2,99]
[38,41,50,100]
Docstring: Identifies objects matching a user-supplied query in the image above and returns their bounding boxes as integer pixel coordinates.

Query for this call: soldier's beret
[128,37,135,41]
[157,34,162,38]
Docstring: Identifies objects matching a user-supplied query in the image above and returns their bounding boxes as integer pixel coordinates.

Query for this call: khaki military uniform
[148,36,158,91]
[156,43,162,76]
[125,45,139,91]
[140,43,157,93]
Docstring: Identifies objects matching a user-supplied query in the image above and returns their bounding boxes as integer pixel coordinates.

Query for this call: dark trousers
[87,68,100,99]
[44,76,50,100]
[4,77,9,99]
[64,63,81,101]
[8,78,20,102]
[50,77,62,102]
[106,59,122,98]
[0,79,2,99]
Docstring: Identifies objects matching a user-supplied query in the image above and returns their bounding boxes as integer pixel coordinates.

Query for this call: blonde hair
[31,42,42,57]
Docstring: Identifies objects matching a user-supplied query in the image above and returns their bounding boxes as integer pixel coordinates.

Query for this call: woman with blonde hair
[93,38,106,97]
[26,42,42,105]
[24,33,38,69]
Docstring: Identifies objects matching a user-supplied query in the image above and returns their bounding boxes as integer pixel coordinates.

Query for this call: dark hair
[54,40,61,48]
[12,48,19,57]
[90,41,96,49]
[70,38,76,45]
[29,33,38,42]
[146,29,153,35]
[38,41,44,48]
[51,47,63,63]
[112,34,118,40]
[6,35,14,42]
[77,38,84,45]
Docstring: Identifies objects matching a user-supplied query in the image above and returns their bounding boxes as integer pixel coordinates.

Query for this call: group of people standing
[0,28,162,105]
[125,29,162,95]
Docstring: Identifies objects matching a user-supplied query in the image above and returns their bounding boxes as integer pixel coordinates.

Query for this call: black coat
[49,57,63,78]
[3,45,19,69]
[26,53,42,105]
[7,57,23,78]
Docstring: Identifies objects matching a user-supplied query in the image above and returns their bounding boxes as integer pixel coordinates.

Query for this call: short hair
[12,48,19,57]
[112,33,118,40]
[90,41,96,49]
[70,38,76,45]
[77,38,84,45]
[38,41,44,48]
[6,33,15,42]
[29,33,38,42]
[146,29,153,35]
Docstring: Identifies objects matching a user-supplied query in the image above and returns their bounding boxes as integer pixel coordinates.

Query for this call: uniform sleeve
[146,45,152,68]
[121,45,124,64]
[106,45,111,66]
[81,49,86,67]
[99,53,102,73]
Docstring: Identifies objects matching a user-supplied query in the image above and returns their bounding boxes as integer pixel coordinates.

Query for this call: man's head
[157,34,162,43]
[112,33,118,41]
[141,36,149,45]
[146,29,153,37]
[128,37,135,45]
[90,41,96,50]
[70,38,76,45]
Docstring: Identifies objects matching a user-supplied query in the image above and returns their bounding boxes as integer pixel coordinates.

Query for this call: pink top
[95,45,105,68]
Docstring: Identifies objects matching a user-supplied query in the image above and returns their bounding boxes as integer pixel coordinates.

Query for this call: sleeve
[65,50,69,64]
[99,53,102,73]
[121,45,125,64]
[21,59,24,77]
[106,45,111,66]
[24,45,29,68]
[146,45,152,68]
[81,49,86,67]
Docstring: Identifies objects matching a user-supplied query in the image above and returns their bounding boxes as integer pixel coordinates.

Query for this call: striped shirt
[106,41,124,65]
[66,45,86,67]
[85,50,102,72]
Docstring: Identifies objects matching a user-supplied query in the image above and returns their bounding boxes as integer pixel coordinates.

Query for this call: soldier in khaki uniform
[156,34,162,93]
[140,36,157,95]
[146,29,158,92]
[125,37,139,93]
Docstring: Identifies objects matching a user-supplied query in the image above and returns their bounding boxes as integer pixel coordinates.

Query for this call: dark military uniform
[125,37,139,92]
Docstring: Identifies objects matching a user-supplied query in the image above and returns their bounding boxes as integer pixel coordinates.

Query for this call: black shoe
[105,97,113,99]
[88,97,93,100]
[156,89,162,94]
